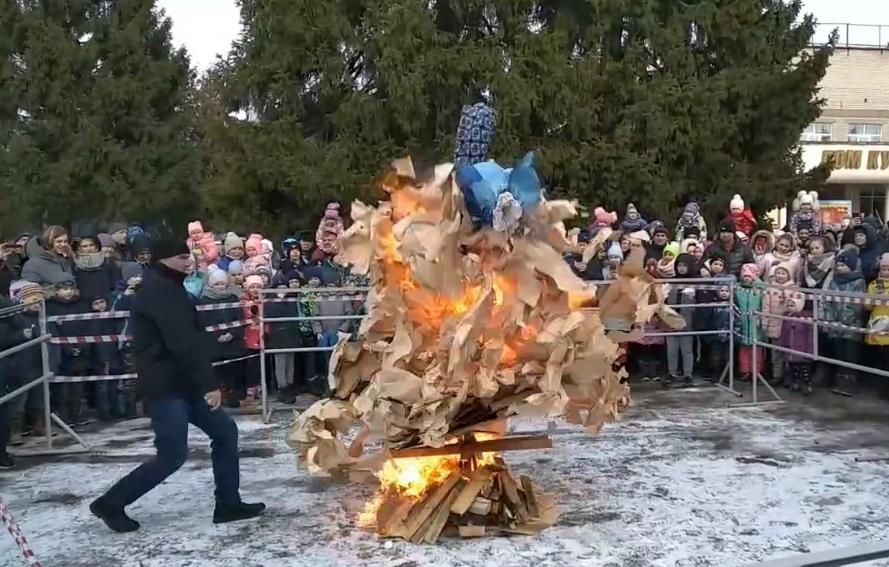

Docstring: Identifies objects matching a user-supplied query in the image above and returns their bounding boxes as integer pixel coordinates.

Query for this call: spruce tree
[0,0,199,231]
[203,0,834,230]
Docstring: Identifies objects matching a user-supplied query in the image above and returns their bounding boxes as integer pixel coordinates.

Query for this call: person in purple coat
[779,290,815,394]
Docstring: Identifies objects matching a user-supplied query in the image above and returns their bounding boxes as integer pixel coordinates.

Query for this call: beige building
[799,24,889,225]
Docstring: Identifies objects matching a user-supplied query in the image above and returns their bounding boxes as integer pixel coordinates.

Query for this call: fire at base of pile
[358,445,556,543]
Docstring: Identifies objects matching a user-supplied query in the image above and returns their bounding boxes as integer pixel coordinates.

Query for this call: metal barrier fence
[751,282,889,405]
[586,277,742,399]
[0,300,89,456]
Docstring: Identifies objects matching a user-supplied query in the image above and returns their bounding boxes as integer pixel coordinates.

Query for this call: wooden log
[391,435,552,459]
[451,468,493,515]
[399,472,462,540]
[520,475,539,518]
[423,479,466,544]
[458,525,487,538]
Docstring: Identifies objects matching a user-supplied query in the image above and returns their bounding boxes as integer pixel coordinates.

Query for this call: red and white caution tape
[204,319,254,332]
[51,373,137,383]
[50,335,130,345]
[46,310,130,323]
[0,499,42,567]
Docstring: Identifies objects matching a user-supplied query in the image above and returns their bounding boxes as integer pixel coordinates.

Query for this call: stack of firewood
[370,456,556,542]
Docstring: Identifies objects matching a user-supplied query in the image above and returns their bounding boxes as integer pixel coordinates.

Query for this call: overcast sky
[157,0,889,71]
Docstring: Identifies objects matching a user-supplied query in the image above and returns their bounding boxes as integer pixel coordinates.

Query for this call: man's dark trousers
[101,395,240,507]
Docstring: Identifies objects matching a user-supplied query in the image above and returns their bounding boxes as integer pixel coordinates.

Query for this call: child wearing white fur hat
[789,190,822,238]
[726,194,756,236]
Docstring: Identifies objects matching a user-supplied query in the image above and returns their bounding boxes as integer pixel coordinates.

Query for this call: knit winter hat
[187,221,204,235]
[97,233,115,249]
[684,226,701,239]
[252,265,272,278]
[626,203,640,220]
[880,253,889,269]
[107,222,128,235]
[245,234,263,255]
[10,280,45,303]
[227,260,244,274]
[628,230,651,243]
[663,242,681,258]
[770,262,795,282]
[207,269,228,287]
[730,194,745,213]
[837,249,859,270]
[717,219,736,234]
[607,241,624,260]
[652,224,671,238]
[223,232,244,254]
[121,262,143,282]
[151,237,189,262]
[244,275,264,288]
[683,202,700,216]
[50,272,77,288]
[593,207,617,226]
[740,263,760,280]
[130,233,152,254]
[324,202,342,219]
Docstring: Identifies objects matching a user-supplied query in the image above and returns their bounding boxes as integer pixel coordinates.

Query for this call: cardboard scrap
[290,156,679,474]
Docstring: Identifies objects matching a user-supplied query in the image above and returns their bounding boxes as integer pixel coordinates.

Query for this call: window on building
[801,122,832,142]
[859,186,886,218]
[847,123,882,143]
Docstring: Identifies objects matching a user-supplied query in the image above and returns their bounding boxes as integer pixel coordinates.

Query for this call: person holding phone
[90,237,265,533]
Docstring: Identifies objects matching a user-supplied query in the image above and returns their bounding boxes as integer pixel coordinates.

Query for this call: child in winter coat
[619,203,648,233]
[735,263,765,381]
[665,253,698,386]
[216,233,245,272]
[265,272,304,403]
[588,207,618,236]
[46,274,92,426]
[4,282,46,444]
[751,230,775,274]
[186,221,219,273]
[726,194,756,236]
[244,233,273,274]
[779,285,815,394]
[789,191,822,239]
[696,284,734,380]
[603,241,623,280]
[824,248,867,396]
[316,203,346,256]
[200,269,247,408]
[85,295,124,421]
[227,260,246,289]
[867,253,889,398]
[242,275,270,402]
[656,242,680,279]
[762,262,796,385]
[804,237,835,290]
[298,268,326,394]
[675,202,708,242]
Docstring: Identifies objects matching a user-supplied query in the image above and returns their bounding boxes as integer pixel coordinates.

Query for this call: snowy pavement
[3,386,889,567]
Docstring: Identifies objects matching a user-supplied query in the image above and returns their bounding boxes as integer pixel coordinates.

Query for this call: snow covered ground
[3,385,889,567]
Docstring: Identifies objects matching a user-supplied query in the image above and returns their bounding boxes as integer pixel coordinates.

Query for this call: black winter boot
[213,501,267,524]
[0,453,14,469]
[90,498,140,533]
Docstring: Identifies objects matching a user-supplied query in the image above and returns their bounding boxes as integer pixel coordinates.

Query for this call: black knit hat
[718,219,736,234]
[150,237,189,262]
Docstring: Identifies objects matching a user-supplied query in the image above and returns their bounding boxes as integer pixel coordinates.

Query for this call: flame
[358,433,502,528]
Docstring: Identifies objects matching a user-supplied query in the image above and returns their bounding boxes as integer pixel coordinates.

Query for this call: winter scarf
[805,252,834,289]
[656,257,676,279]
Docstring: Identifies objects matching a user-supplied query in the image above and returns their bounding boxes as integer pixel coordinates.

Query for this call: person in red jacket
[726,194,757,236]
[242,275,269,402]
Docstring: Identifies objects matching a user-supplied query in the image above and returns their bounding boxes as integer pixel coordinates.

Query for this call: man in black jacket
[90,238,265,533]
[701,219,754,278]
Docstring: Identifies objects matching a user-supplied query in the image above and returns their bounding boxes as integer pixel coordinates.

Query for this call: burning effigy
[288,153,680,541]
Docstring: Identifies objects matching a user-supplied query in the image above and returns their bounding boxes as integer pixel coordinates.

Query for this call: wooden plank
[499,469,528,522]
[451,468,493,515]
[520,475,539,518]
[458,525,487,538]
[399,472,462,540]
[391,435,552,459]
[423,479,466,544]
[380,497,417,537]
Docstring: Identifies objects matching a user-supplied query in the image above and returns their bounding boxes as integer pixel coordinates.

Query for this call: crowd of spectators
[0,202,367,466]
